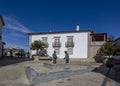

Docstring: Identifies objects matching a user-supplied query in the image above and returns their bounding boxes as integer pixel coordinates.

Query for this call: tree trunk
[36,49,39,55]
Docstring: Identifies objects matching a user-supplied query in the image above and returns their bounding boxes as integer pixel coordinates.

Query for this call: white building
[28,25,107,61]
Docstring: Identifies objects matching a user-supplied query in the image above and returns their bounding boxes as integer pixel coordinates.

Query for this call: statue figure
[64,51,69,63]
[52,51,57,64]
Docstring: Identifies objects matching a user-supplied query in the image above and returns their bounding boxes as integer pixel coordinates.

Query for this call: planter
[32,55,40,61]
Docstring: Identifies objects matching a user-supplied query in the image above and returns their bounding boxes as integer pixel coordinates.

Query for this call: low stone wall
[32,56,52,61]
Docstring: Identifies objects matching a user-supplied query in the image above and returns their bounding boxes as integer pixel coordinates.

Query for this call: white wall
[31,32,88,59]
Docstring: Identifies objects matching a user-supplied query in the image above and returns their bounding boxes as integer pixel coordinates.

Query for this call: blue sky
[0,0,120,51]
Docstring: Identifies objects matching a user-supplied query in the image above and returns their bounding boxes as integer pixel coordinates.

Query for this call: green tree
[19,49,25,53]
[100,35,116,58]
[12,48,17,52]
[101,42,115,57]
[18,49,25,58]
[10,48,17,57]
[30,40,45,55]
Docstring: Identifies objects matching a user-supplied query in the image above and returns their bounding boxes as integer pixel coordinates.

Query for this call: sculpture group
[52,51,69,64]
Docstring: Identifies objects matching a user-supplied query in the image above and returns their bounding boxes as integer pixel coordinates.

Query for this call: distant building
[0,16,5,58]
[28,25,107,62]
[3,48,25,57]
[3,48,11,56]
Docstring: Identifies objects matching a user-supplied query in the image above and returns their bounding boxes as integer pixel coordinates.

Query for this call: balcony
[43,42,49,48]
[52,42,61,47]
[90,41,105,45]
[65,41,74,47]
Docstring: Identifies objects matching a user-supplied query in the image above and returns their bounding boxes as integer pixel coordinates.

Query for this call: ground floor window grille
[67,47,73,55]
[54,48,60,55]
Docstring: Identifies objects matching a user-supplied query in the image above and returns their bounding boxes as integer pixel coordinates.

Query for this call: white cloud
[3,16,32,33]
[2,15,31,51]
[10,32,26,38]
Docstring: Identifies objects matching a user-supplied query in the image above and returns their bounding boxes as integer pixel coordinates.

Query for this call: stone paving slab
[35,72,105,86]
[0,64,29,86]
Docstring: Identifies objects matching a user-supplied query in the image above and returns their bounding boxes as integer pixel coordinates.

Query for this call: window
[67,47,73,55]
[42,37,48,43]
[54,37,60,43]
[66,36,74,47]
[67,37,73,42]
[53,37,61,47]
[54,48,60,55]
[42,37,48,48]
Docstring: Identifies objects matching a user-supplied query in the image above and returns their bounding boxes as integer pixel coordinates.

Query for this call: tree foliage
[12,48,17,52]
[100,42,115,56]
[19,49,25,53]
[30,40,46,55]
[11,48,25,53]
[100,35,116,57]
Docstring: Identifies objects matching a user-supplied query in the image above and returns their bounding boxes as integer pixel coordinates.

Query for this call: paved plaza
[0,57,120,86]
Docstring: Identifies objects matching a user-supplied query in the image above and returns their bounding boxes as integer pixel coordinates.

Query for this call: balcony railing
[52,42,61,47]
[65,41,74,47]
[43,42,49,48]
[91,41,105,45]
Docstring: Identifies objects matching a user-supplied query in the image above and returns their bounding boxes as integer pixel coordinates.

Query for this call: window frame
[54,47,60,55]
[67,47,73,55]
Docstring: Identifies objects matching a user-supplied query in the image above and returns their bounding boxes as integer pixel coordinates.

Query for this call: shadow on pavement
[92,63,120,85]
[0,56,32,67]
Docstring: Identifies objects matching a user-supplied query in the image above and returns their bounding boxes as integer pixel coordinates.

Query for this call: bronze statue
[52,51,57,64]
[64,51,69,63]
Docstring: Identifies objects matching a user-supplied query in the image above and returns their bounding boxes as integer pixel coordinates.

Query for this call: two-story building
[28,25,107,62]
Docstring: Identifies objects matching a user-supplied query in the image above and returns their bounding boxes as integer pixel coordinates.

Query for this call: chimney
[76,24,80,31]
